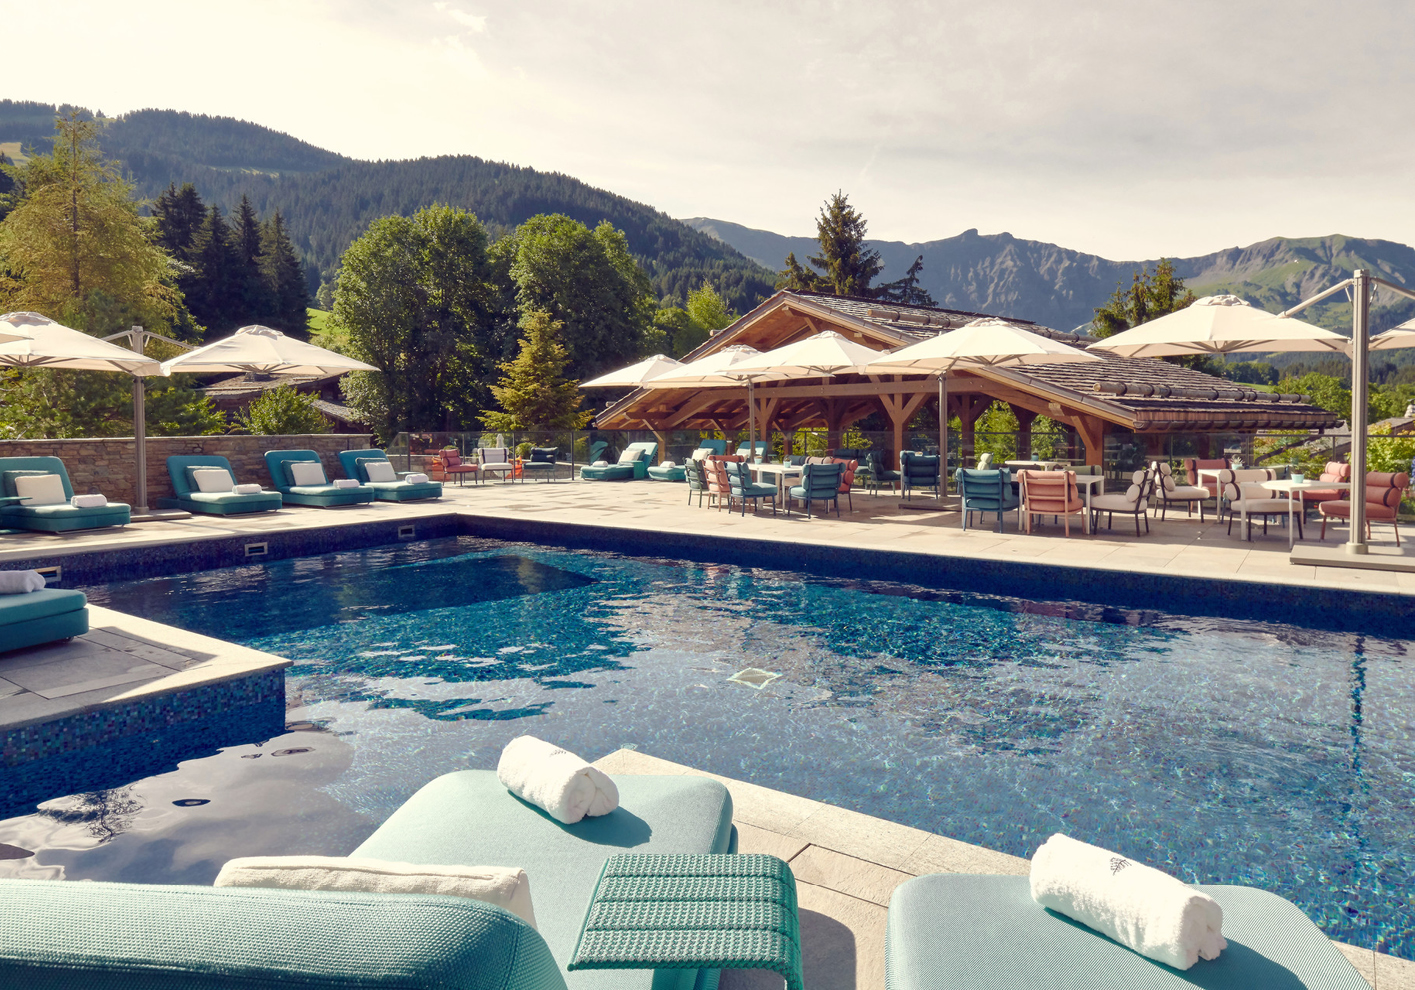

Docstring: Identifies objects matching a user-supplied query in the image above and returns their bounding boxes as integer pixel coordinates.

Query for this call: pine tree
[1091,259,1196,338]
[481,309,593,430]
[232,194,271,324]
[876,256,937,306]
[190,204,239,332]
[151,182,206,261]
[260,211,309,337]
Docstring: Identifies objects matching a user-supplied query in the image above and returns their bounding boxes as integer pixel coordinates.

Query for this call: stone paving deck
[595,749,1415,990]
[1,476,1414,600]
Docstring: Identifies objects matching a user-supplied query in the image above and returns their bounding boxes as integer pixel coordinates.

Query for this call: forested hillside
[0,101,777,310]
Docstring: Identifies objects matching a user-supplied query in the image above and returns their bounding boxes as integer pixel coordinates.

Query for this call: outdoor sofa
[886,873,1368,990]
[0,455,131,533]
[336,448,443,501]
[0,582,87,653]
[159,455,283,516]
[0,767,737,990]
[263,450,374,508]
[581,442,657,481]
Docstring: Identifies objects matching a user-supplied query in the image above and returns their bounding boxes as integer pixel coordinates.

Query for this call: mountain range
[4,99,1413,341]
[684,219,1415,336]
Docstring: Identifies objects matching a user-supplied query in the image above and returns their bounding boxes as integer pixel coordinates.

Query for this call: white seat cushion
[13,473,66,506]
[618,449,644,464]
[214,856,537,930]
[1091,492,1144,511]
[363,460,397,482]
[1162,484,1209,499]
[288,461,327,486]
[1232,499,1292,513]
[191,467,235,493]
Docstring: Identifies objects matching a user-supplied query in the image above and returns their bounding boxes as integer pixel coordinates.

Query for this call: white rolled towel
[232,483,263,495]
[497,736,619,824]
[332,478,360,489]
[1030,834,1225,970]
[0,570,45,594]
[404,473,430,484]
[70,494,108,508]
[661,460,676,468]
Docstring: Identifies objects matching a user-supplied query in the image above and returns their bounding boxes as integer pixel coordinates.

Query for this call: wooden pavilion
[595,292,1338,466]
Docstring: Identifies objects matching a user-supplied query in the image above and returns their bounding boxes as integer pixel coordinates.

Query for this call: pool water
[2,536,1413,958]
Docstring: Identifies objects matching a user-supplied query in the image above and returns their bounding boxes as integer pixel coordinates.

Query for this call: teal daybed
[263,450,374,508]
[0,456,131,533]
[0,768,735,990]
[647,440,726,482]
[336,449,442,501]
[886,874,1368,990]
[581,442,657,482]
[0,585,88,653]
[159,455,283,516]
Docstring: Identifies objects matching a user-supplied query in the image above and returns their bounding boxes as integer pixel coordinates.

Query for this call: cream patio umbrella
[579,353,684,389]
[857,318,1102,503]
[1086,294,1346,358]
[159,324,378,377]
[0,313,168,515]
[643,345,769,457]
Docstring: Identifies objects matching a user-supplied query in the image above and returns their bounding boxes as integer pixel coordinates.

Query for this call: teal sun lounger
[0,768,736,990]
[582,441,657,481]
[264,449,374,507]
[0,456,131,533]
[159,455,283,516]
[0,584,88,652]
[336,448,443,501]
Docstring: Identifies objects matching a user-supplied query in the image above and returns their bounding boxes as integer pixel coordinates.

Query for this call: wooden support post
[653,431,669,465]
[959,396,989,466]
[1075,415,1106,468]
[1012,406,1037,460]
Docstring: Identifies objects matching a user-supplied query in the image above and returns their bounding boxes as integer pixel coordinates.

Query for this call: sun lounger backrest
[0,456,76,499]
[166,455,238,498]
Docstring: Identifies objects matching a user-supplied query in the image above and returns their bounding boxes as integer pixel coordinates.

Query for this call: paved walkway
[3,476,1412,598]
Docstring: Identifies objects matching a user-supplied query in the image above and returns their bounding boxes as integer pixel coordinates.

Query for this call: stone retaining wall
[0,434,374,506]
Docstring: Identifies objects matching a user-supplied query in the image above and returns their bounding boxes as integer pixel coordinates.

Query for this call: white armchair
[1152,461,1211,521]
[1224,477,1300,541]
[1088,468,1153,536]
[476,447,515,483]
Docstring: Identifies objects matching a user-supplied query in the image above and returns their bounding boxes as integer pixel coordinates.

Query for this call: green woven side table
[568,853,804,990]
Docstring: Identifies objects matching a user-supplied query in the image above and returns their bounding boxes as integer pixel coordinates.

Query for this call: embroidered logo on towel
[1109,857,1130,875]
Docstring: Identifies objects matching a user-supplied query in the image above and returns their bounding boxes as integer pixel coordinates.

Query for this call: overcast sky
[6,0,1414,260]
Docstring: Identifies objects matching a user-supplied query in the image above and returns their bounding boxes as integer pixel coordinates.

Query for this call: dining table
[1259,478,1350,548]
[749,462,803,502]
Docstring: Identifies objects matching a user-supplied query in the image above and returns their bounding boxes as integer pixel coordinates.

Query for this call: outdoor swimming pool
[1,535,1412,959]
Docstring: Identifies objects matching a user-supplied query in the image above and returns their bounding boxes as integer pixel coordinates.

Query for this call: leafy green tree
[685,280,735,333]
[776,192,886,298]
[482,309,593,431]
[235,383,331,435]
[1092,259,1196,338]
[0,113,215,440]
[653,306,700,358]
[332,204,497,441]
[507,214,654,378]
[1275,372,1351,418]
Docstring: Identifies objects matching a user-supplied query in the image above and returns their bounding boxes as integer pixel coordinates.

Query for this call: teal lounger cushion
[886,874,1368,990]
[0,878,566,990]
[646,464,687,482]
[353,770,735,990]
[264,450,374,506]
[336,449,443,501]
[0,588,88,652]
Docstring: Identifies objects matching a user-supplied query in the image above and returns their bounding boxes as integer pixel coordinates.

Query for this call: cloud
[4,0,1414,258]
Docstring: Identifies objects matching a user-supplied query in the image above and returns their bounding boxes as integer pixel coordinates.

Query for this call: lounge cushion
[0,878,566,990]
[14,473,66,506]
[1,469,55,499]
[288,461,327,486]
[353,771,733,990]
[363,459,397,482]
[886,874,1367,990]
[191,467,236,493]
[0,588,87,626]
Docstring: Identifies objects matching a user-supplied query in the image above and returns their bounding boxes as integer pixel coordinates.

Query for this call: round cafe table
[1259,478,1350,549]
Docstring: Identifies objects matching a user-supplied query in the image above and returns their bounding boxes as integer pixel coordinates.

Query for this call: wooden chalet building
[596,291,1338,467]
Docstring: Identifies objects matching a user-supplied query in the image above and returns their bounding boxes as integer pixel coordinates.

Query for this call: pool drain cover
[728,668,782,689]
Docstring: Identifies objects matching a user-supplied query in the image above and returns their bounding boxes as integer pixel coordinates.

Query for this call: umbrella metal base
[1290,544,1415,572]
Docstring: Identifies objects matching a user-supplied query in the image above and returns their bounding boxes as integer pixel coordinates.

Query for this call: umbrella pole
[1348,270,1370,555]
[938,372,948,492]
[131,325,150,517]
[748,379,755,462]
